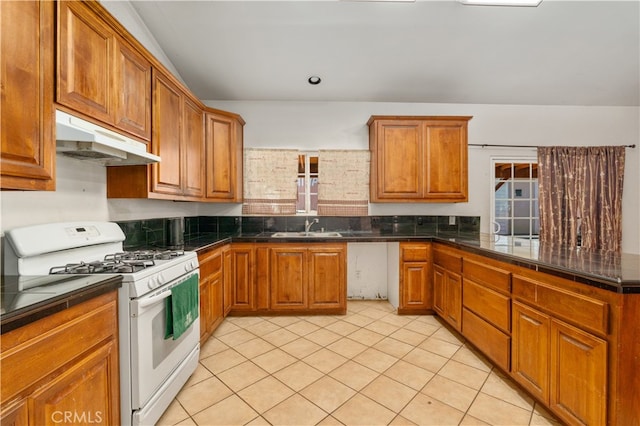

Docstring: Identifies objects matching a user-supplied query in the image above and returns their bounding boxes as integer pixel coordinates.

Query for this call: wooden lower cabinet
[244,243,346,315]
[198,246,225,343]
[230,244,256,312]
[308,246,346,310]
[433,264,462,331]
[0,291,120,425]
[550,318,607,426]
[398,243,432,314]
[432,245,463,331]
[512,300,608,426]
[223,246,233,316]
[269,247,307,310]
[512,301,551,402]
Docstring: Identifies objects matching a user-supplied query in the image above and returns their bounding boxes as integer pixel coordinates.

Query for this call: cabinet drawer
[512,275,608,336]
[401,244,430,262]
[433,248,462,273]
[463,258,511,293]
[462,308,510,371]
[199,249,222,277]
[463,278,510,333]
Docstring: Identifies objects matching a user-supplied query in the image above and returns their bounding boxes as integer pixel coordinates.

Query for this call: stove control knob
[147,277,156,290]
[157,273,165,286]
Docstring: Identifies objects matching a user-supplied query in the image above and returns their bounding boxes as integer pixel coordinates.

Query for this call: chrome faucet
[305,218,319,233]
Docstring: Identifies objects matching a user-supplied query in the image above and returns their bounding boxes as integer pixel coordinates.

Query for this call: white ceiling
[129,0,640,106]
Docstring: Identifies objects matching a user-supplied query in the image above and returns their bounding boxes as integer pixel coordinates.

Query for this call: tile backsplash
[117,215,480,249]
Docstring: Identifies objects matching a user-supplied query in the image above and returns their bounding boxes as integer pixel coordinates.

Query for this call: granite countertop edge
[180,232,640,294]
[1,275,122,334]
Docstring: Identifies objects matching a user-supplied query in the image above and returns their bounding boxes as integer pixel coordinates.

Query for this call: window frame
[296,151,318,215]
[490,156,539,241]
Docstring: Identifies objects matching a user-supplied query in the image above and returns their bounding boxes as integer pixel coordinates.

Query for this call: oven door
[130,271,200,409]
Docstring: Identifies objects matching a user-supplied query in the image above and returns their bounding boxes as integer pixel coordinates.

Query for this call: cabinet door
[231,245,255,311]
[57,1,113,123]
[223,247,233,316]
[270,248,307,310]
[205,113,235,200]
[199,278,212,343]
[550,319,607,426]
[31,341,119,426]
[423,120,468,201]
[0,399,28,426]
[1,0,55,190]
[183,98,205,198]
[151,71,183,195]
[512,301,550,403]
[401,262,431,310]
[113,37,151,141]
[443,271,462,331]
[433,265,446,317]
[371,120,423,200]
[210,273,224,330]
[308,247,345,310]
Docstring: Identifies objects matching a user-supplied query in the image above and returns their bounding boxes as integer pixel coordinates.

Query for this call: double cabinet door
[368,116,471,203]
[268,245,345,311]
[511,300,607,426]
[57,0,151,141]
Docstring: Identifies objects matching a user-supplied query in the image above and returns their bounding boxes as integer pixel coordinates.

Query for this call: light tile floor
[157,301,562,426]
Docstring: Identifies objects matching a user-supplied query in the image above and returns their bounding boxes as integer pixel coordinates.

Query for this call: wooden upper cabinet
[57,0,113,123]
[205,110,244,202]
[368,116,471,202]
[113,37,151,140]
[371,121,424,200]
[151,71,183,196]
[1,0,55,191]
[57,1,151,141]
[423,120,468,201]
[183,98,205,198]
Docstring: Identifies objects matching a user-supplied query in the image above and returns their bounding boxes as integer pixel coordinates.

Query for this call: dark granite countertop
[181,231,640,294]
[1,274,122,333]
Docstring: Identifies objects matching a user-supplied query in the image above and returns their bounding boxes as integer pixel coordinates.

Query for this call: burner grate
[49,259,156,275]
[104,249,185,262]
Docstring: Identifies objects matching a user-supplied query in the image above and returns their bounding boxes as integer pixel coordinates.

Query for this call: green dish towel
[165,274,199,340]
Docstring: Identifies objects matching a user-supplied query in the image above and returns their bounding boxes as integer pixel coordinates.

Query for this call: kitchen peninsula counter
[181,232,640,294]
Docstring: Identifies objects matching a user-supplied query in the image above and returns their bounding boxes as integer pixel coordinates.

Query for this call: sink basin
[271,231,342,238]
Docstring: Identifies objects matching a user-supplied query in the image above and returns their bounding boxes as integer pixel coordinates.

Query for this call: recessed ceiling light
[459,0,542,6]
[308,76,322,85]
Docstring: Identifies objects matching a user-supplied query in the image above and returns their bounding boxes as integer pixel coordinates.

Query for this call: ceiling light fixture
[459,0,542,6]
[308,76,322,85]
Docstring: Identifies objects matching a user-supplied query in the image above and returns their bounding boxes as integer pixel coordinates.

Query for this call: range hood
[55,110,160,166]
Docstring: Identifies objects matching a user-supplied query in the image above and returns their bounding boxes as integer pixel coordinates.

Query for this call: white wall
[205,100,640,254]
[2,102,637,254]
[99,0,185,83]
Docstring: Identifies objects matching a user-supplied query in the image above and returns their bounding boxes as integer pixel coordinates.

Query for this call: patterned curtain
[317,150,370,216]
[538,146,625,252]
[242,149,298,215]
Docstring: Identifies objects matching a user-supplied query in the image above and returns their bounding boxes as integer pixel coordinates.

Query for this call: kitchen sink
[271,231,342,238]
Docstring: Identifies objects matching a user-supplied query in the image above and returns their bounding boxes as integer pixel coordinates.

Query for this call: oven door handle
[131,289,171,317]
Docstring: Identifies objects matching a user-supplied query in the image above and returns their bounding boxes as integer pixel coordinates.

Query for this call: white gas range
[3,221,200,426]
